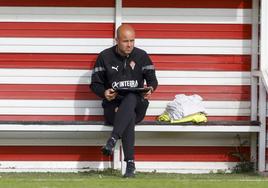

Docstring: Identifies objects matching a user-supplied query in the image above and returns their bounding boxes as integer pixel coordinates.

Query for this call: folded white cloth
[166,94,206,120]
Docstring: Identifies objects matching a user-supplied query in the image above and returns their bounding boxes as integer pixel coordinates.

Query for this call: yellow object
[157,112,207,124]
[157,111,171,122]
[171,113,207,123]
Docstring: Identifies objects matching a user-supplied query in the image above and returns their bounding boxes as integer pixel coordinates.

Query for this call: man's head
[116,24,135,56]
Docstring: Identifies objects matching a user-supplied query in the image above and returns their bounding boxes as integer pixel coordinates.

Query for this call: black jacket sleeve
[142,52,158,91]
[90,54,106,98]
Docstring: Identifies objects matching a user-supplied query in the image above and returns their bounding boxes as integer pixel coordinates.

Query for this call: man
[90,24,158,178]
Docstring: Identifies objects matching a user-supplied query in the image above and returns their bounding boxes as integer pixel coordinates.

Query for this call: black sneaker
[123,160,136,178]
[101,137,117,156]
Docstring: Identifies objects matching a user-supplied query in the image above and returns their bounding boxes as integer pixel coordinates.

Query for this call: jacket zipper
[123,56,128,75]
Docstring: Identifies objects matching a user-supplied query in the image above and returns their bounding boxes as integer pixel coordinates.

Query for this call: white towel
[165,94,206,120]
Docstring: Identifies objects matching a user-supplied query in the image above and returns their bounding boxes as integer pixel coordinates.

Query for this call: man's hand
[104,88,117,101]
[143,86,154,99]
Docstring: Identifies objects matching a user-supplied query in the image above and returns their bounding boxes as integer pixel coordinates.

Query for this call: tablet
[115,87,151,94]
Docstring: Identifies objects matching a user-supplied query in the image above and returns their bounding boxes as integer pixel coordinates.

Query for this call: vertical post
[112,0,123,171]
[260,0,268,72]
[115,0,122,38]
[250,0,259,168]
[259,0,268,172]
[251,0,259,120]
[258,80,266,172]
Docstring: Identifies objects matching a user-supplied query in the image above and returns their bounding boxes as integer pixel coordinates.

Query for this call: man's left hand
[143,86,153,99]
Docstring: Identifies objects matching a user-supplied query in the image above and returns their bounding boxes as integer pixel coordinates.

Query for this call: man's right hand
[104,88,117,101]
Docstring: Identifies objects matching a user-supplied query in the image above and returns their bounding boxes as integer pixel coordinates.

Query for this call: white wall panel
[0,38,251,54]
[0,69,251,85]
[123,8,252,24]
[0,7,114,22]
[0,100,250,116]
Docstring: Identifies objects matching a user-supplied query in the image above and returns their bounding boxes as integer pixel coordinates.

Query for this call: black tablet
[115,87,151,94]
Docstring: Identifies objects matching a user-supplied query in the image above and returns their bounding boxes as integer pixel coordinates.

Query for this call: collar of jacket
[113,45,134,60]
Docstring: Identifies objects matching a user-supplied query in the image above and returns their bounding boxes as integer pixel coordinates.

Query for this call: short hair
[116,24,135,39]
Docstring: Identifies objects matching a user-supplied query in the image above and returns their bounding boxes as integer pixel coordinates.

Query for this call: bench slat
[0,120,260,126]
[0,123,260,133]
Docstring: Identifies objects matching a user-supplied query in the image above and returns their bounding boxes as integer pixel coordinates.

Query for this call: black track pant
[102,93,149,161]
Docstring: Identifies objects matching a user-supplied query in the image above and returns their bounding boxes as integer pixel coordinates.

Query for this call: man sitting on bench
[90,24,158,178]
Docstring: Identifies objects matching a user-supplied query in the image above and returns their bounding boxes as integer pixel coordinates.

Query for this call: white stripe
[0,69,250,77]
[0,132,110,146]
[0,7,114,23]
[0,38,114,53]
[0,107,250,116]
[0,125,259,134]
[136,161,237,173]
[123,8,252,24]
[0,7,251,24]
[0,161,112,172]
[0,77,250,85]
[0,69,251,85]
[0,161,237,173]
[135,133,251,147]
[0,124,258,133]
[0,100,250,116]
[0,132,250,147]
[135,39,251,54]
[0,38,251,54]
[0,100,250,108]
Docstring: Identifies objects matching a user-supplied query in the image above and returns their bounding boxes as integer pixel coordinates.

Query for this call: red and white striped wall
[0,0,266,173]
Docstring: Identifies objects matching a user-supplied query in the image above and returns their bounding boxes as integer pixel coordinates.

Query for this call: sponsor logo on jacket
[112,80,138,89]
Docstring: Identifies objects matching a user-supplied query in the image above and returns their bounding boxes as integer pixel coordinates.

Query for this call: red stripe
[130,24,251,39]
[0,146,249,162]
[0,115,250,122]
[0,0,115,7]
[0,23,114,38]
[123,0,252,8]
[151,54,251,71]
[0,53,97,69]
[0,0,252,8]
[0,23,251,39]
[153,85,250,101]
[0,85,250,101]
[0,115,105,121]
[135,146,250,162]
[0,146,111,161]
[0,54,251,71]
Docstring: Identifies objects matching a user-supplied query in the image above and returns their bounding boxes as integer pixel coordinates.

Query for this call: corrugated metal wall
[0,0,265,172]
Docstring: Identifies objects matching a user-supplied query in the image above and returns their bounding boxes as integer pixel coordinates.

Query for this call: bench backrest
[0,1,252,122]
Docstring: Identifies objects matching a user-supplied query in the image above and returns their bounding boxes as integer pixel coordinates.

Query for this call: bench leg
[120,142,126,175]
[112,140,125,174]
[258,80,267,172]
[113,141,121,170]
[112,140,126,175]
[250,132,257,170]
[258,130,266,172]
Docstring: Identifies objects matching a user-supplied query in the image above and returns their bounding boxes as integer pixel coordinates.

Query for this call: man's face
[116,30,135,56]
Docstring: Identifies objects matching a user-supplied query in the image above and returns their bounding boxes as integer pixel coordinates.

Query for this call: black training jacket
[90,45,158,98]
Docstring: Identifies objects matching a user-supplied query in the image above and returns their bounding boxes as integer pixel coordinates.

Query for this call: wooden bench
[0,120,262,173]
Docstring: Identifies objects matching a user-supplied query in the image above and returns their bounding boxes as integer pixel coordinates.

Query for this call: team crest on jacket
[130,60,136,70]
